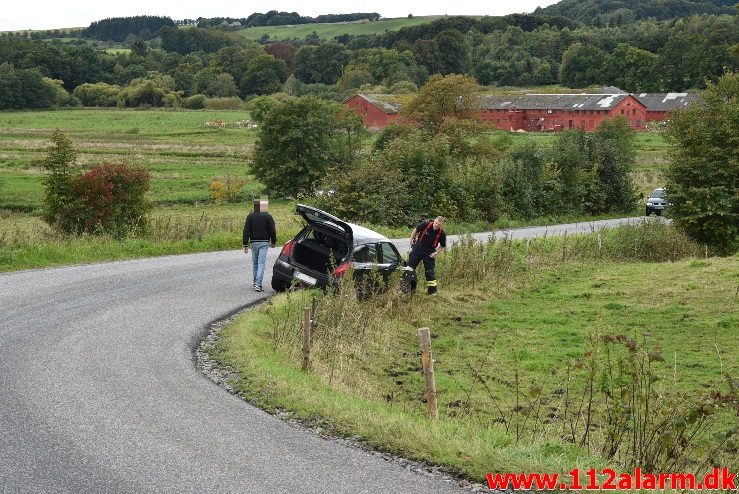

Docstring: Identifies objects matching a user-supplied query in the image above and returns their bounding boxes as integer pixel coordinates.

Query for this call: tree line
[0,11,736,110]
[534,0,736,25]
[196,12,381,29]
[83,16,176,42]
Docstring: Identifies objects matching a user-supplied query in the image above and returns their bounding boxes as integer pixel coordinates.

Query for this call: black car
[271,204,416,295]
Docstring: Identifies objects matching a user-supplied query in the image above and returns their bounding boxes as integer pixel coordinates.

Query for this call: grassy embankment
[212,223,738,482]
[1,108,667,271]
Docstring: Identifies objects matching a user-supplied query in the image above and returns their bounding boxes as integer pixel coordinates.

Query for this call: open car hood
[296,204,353,244]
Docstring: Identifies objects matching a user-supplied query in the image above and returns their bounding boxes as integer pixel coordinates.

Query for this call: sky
[0,1,561,32]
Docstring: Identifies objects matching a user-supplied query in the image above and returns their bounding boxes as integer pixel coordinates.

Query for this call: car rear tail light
[333,261,350,277]
[280,240,295,257]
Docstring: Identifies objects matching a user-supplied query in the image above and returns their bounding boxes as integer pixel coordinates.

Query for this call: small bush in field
[209,175,246,204]
[182,94,207,109]
[72,161,151,237]
[204,97,244,110]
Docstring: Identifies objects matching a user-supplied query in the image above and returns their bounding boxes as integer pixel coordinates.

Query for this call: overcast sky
[0,1,561,32]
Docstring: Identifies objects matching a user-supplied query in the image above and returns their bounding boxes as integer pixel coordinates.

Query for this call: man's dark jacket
[243,212,276,246]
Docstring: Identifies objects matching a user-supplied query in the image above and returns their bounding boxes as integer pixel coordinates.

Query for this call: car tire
[645,209,651,216]
[271,277,290,292]
[399,275,416,294]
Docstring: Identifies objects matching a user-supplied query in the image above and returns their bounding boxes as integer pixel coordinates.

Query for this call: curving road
[0,217,645,493]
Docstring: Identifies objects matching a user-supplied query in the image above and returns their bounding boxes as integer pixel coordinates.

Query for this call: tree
[603,43,659,92]
[402,74,482,133]
[240,54,289,96]
[665,72,739,255]
[209,73,239,97]
[293,42,349,84]
[42,130,80,231]
[251,96,364,198]
[559,42,608,88]
[0,63,58,109]
[434,29,471,75]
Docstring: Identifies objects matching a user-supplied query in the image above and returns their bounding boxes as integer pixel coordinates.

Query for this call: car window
[353,244,377,263]
[651,189,664,198]
[379,242,400,264]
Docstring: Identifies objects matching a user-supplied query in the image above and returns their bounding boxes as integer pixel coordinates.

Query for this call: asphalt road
[0,216,646,493]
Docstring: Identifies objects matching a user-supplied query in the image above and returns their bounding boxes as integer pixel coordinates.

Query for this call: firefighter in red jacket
[408,216,446,295]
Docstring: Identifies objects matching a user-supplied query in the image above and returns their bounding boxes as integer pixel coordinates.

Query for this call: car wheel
[655,210,661,216]
[271,277,290,292]
[645,209,651,216]
[399,275,416,294]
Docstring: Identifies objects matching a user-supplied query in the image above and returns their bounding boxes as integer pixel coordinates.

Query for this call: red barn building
[344,94,400,130]
[346,91,697,132]
[480,93,648,132]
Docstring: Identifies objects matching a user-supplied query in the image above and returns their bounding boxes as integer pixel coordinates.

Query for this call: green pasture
[0,109,256,208]
[235,16,447,41]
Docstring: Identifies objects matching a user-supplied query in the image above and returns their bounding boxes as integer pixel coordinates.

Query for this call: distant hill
[534,0,736,24]
[235,16,448,42]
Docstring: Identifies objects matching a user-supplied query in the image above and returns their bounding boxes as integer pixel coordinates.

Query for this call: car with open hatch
[271,204,416,296]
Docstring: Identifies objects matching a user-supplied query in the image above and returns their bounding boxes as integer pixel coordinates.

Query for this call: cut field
[235,16,446,41]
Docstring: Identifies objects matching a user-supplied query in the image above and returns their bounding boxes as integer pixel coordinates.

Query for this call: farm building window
[636,119,641,127]
[621,109,625,114]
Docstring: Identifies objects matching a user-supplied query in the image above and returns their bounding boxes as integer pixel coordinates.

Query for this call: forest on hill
[534,0,736,24]
[0,1,737,110]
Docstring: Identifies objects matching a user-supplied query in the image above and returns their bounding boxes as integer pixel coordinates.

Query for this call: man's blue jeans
[250,241,270,288]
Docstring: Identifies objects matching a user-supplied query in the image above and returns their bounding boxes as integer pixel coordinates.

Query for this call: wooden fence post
[302,307,312,371]
[417,327,438,420]
[310,296,318,344]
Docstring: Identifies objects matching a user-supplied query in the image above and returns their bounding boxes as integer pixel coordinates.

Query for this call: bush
[204,96,244,110]
[209,175,247,204]
[73,82,121,107]
[182,94,207,109]
[117,80,166,107]
[315,156,411,226]
[71,161,151,237]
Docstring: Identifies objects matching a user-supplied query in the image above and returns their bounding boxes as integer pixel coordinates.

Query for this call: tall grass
[236,221,737,478]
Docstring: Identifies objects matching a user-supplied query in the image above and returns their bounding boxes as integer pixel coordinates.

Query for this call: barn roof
[354,94,401,114]
[480,93,640,111]
[350,92,698,114]
[632,92,699,111]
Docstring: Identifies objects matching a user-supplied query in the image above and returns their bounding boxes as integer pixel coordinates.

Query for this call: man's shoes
[254,285,263,292]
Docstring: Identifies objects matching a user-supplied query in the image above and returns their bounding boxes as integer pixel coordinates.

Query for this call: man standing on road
[408,216,446,295]
[243,198,276,292]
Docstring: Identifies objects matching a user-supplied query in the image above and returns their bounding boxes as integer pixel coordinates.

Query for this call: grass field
[0,109,257,209]
[213,229,738,481]
[235,16,446,41]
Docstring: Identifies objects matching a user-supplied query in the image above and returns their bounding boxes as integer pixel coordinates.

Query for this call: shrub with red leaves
[72,161,151,237]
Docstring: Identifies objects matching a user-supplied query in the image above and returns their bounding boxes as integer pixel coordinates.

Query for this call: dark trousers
[407,249,438,294]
